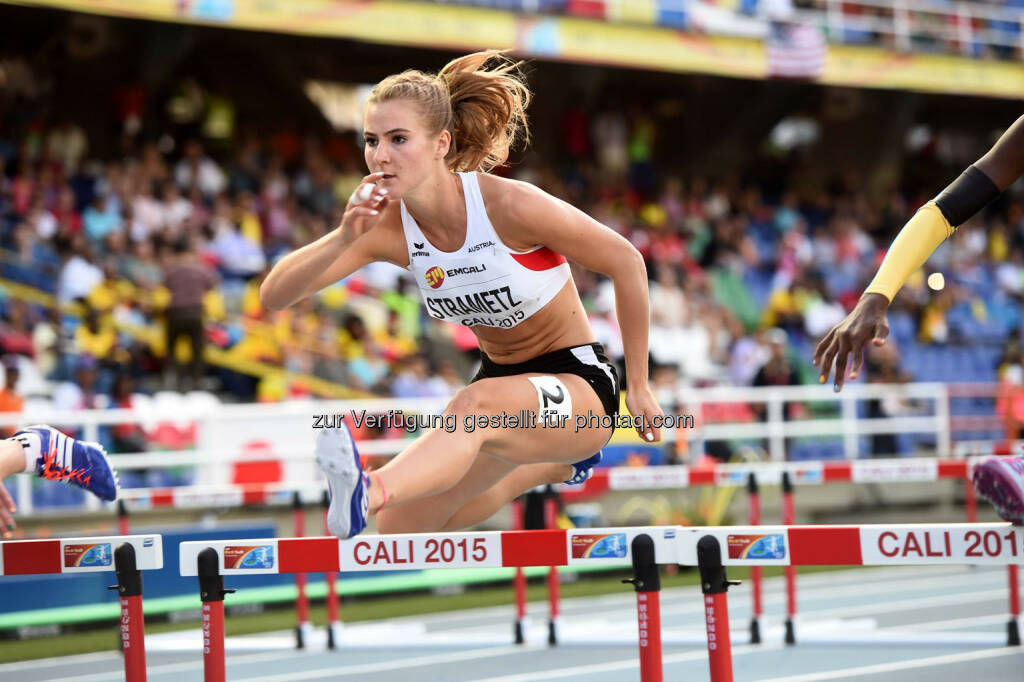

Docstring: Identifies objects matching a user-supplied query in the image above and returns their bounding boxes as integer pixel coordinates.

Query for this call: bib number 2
[529,376,572,429]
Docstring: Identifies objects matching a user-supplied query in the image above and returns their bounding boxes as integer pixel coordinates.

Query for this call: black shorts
[470,342,619,417]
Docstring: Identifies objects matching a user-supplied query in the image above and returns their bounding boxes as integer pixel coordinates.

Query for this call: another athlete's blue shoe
[973,455,1024,525]
[13,425,119,502]
[316,422,369,539]
[565,450,603,485]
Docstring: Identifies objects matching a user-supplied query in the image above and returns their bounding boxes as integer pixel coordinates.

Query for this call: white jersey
[401,172,572,329]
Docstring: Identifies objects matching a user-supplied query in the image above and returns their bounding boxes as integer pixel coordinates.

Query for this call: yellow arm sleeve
[863,201,954,303]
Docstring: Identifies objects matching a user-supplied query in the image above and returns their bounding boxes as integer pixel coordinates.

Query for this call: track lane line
[750,646,1024,681]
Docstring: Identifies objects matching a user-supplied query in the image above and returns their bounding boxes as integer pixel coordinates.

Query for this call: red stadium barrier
[1,535,163,682]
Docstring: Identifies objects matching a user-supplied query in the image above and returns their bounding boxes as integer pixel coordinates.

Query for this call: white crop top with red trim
[401,172,571,329]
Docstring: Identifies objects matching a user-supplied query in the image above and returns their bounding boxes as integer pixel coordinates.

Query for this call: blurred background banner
[5,0,1023,97]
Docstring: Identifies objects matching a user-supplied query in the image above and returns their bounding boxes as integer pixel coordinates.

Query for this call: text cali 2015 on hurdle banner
[179,524,1024,575]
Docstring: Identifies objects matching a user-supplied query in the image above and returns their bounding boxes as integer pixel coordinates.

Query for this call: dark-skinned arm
[814,115,1024,390]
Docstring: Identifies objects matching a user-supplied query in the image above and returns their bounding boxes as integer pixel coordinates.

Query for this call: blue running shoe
[564,450,603,486]
[315,422,369,539]
[973,455,1024,525]
[14,425,119,502]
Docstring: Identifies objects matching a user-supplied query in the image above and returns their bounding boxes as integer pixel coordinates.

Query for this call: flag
[767,21,827,79]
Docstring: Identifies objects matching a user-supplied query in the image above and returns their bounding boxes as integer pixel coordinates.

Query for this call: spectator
[864,343,913,457]
[53,354,106,412]
[108,373,147,454]
[164,236,216,391]
[0,300,35,357]
[752,328,803,458]
[82,194,121,244]
[74,308,117,363]
[0,357,23,437]
[55,235,103,303]
[175,139,226,197]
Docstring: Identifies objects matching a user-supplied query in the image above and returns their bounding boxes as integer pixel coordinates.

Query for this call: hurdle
[113,454,1023,648]
[1,534,163,682]
[180,522,1024,682]
[562,455,1023,645]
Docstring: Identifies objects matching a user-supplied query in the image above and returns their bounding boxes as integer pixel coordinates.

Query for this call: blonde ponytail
[368,50,531,173]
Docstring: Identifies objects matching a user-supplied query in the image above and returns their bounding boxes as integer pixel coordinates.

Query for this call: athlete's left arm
[498,180,664,442]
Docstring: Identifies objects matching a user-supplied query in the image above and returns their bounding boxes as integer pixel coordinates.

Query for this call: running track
[2,565,1022,681]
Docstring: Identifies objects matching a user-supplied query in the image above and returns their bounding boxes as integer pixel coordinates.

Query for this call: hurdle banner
[179,524,1024,578]
[0,534,163,575]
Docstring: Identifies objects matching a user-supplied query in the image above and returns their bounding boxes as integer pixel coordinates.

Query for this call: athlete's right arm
[260,172,403,310]
[814,115,1024,390]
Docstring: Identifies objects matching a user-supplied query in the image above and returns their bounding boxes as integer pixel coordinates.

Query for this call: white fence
[0,381,982,516]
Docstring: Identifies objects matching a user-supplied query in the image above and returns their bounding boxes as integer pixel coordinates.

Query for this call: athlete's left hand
[626,386,664,443]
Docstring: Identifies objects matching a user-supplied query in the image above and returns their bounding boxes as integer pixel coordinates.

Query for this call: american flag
[767,21,827,79]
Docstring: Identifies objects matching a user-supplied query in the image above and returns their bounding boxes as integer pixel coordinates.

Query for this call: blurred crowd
[434,0,1024,61]
[2,77,1024,458]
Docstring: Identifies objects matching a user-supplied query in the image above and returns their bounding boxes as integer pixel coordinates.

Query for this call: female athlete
[260,51,664,538]
[813,114,1024,524]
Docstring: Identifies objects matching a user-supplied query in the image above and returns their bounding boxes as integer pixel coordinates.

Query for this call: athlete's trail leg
[442,461,571,530]
[368,373,609,522]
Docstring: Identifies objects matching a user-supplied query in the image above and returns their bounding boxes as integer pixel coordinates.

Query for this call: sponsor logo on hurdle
[571,533,628,559]
[727,534,787,560]
[861,526,1024,564]
[717,464,823,487]
[64,543,113,568]
[224,545,276,570]
[143,538,154,548]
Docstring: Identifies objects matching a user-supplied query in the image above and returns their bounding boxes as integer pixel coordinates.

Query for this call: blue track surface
[2,565,1023,681]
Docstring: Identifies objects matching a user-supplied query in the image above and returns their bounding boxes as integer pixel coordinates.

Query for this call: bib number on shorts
[529,376,571,429]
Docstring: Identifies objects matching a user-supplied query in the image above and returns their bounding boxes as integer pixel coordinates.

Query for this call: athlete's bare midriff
[471,279,596,364]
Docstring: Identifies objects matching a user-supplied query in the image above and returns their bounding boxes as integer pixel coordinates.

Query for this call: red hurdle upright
[197,547,233,682]
[782,472,797,645]
[624,534,663,682]
[112,543,148,682]
[698,534,738,682]
[511,498,527,644]
[322,491,342,649]
[544,494,561,645]
[292,492,311,649]
[747,473,762,645]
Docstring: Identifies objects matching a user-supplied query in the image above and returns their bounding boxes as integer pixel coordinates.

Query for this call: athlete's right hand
[812,292,890,392]
[340,171,391,245]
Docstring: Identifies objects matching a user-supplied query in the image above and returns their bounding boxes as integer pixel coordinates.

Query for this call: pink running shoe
[972,456,1024,524]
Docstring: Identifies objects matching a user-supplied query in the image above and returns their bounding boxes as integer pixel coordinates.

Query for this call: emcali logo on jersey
[425,266,445,289]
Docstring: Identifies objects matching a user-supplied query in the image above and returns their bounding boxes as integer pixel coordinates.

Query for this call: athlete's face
[363,99,450,197]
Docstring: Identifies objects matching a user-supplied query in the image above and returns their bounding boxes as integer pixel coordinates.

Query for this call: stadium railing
[0,380,1000,515]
